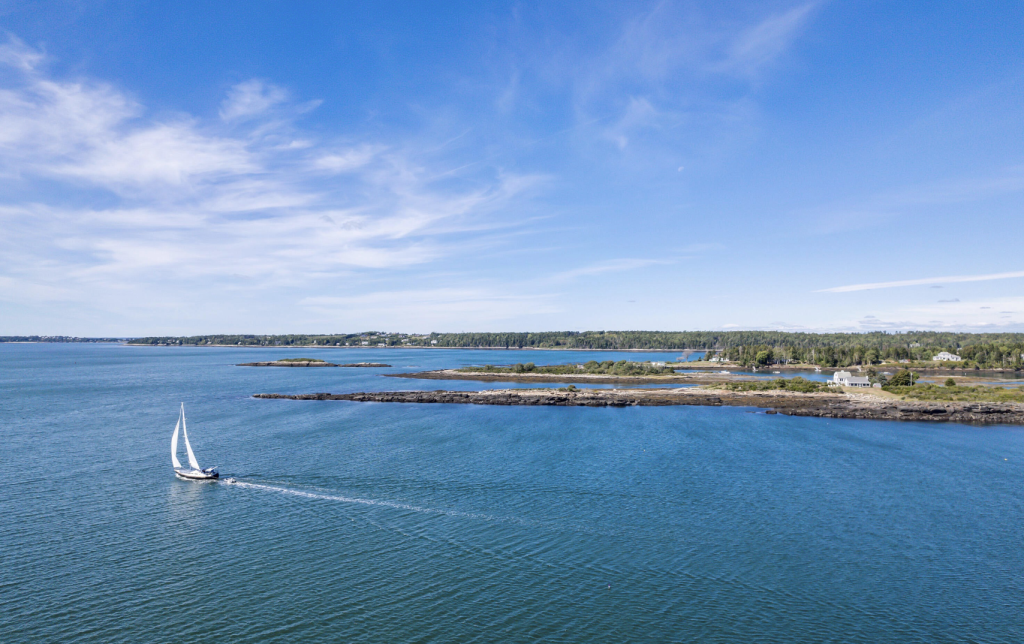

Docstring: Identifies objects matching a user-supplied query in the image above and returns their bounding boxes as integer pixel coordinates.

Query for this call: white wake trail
[229,480,510,523]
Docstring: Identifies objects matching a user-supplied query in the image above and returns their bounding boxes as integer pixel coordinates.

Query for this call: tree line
[122,330,1024,370]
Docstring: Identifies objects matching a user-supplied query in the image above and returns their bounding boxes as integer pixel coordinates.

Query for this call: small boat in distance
[171,403,218,480]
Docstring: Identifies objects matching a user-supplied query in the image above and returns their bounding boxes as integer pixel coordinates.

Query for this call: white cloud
[551,258,671,282]
[818,270,1024,293]
[313,145,384,173]
[0,40,539,331]
[219,79,289,121]
[0,36,44,71]
[718,3,818,76]
[848,296,1024,331]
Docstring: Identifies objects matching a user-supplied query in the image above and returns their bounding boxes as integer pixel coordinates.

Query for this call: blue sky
[1,1,1022,335]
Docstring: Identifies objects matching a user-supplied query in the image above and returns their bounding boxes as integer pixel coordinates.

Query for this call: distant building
[431,340,438,345]
[830,371,871,387]
[651,361,666,367]
[932,351,961,362]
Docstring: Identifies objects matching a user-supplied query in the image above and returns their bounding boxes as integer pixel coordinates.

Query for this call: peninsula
[386,360,753,385]
[252,387,1024,425]
[387,368,744,385]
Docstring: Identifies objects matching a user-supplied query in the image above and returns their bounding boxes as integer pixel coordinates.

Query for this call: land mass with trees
[121,330,1024,371]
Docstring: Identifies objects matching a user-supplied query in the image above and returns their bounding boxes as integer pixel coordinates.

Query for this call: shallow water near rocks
[3,344,1024,642]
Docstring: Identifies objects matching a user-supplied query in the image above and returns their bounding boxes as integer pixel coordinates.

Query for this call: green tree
[945,378,956,387]
[887,370,915,387]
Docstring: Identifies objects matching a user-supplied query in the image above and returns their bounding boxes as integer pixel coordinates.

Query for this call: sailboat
[171,403,219,480]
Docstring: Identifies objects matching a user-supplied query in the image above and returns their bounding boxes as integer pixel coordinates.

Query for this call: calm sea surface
[2,344,1023,643]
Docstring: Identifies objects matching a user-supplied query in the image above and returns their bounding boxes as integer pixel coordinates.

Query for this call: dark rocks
[252,388,1024,425]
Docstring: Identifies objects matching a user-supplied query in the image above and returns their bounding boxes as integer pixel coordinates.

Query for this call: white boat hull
[175,467,219,480]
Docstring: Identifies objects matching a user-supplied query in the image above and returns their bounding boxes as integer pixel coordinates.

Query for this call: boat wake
[226,480,519,524]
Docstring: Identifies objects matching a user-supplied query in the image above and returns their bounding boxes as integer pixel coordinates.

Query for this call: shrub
[945,378,956,387]
[886,370,915,388]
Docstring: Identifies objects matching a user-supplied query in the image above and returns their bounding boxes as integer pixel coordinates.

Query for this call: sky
[0,0,1022,336]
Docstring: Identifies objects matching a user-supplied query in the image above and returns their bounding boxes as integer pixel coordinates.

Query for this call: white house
[831,371,871,388]
[932,351,961,362]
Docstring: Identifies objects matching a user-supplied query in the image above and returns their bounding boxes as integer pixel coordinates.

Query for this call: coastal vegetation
[713,377,828,394]
[883,384,1024,404]
[457,361,677,376]
[121,331,1024,371]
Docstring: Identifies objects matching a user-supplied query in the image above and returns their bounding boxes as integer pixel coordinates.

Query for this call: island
[387,361,749,385]
[253,379,1024,425]
[238,358,391,367]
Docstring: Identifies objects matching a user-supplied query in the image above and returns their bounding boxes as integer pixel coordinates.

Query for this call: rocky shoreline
[253,387,1024,425]
[239,361,391,367]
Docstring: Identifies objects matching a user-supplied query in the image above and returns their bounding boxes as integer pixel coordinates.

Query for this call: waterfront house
[932,351,961,361]
[831,371,871,388]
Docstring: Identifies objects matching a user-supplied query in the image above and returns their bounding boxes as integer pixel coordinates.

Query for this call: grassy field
[711,377,829,394]
[885,384,1024,403]
[456,361,677,376]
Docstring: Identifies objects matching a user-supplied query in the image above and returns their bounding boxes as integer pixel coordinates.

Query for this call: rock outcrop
[253,388,1024,425]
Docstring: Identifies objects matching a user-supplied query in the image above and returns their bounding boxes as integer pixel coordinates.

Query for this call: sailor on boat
[171,402,219,479]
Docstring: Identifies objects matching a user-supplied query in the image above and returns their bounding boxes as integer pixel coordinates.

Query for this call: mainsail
[171,407,183,469]
[181,406,202,471]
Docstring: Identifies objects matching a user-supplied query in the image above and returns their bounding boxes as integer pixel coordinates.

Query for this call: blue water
[3,344,1024,643]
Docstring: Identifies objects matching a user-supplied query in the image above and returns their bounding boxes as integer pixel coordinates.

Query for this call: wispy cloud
[817,270,1024,293]
[717,2,818,76]
[847,296,1024,331]
[0,39,540,330]
[550,258,671,282]
[219,79,289,121]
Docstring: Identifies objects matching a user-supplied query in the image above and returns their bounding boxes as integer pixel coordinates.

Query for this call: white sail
[171,406,183,469]
[181,405,202,471]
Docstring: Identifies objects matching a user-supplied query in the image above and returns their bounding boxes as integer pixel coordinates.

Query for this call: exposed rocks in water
[238,361,391,367]
[252,387,1024,425]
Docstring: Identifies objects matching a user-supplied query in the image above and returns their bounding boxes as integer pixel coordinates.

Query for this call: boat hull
[174,468,219,480]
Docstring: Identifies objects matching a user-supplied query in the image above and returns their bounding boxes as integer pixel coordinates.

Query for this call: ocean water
[2,343,1023,643]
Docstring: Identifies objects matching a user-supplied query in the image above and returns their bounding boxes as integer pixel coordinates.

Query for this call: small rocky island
[253,387,1024,425]
[238,358,391,367]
